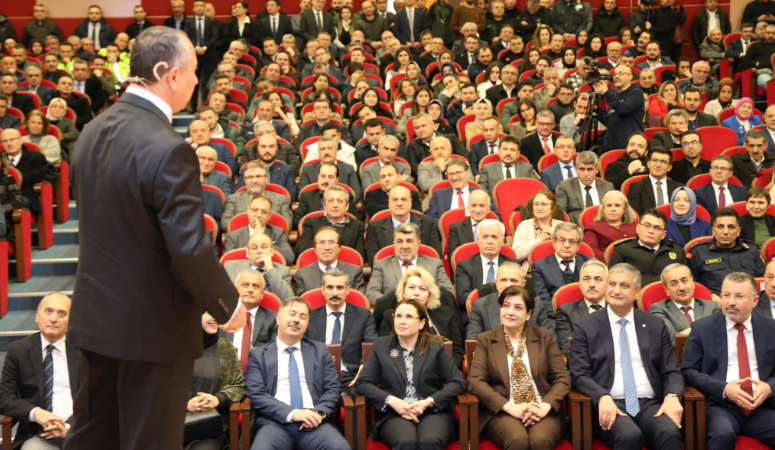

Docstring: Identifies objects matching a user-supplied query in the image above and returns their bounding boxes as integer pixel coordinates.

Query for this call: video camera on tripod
[582,57,614,83]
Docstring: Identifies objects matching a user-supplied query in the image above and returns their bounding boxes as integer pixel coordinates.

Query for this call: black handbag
[183,409,223,444]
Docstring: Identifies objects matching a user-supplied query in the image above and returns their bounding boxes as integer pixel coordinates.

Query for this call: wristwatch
[314,410,326,420]
[666,393,678,398]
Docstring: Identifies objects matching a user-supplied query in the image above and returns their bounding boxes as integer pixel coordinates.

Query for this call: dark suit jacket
[80,77,106,113]
[532,254,592,319]
[125,20,157,39]
[0,333,81,449]
[306,304,377,373]
[52,93,92,130]
[221,18,260,49]
[298,161,363,201]
[667,158,711,185]
[246,338,341,425]
[454,51,475,71]
[427,187,502,225]
[469,139,497,177]
[556,299,603,356]
[520,132,559,172]
[163,15,187,29]
[259,14,294,45]
[364,188,422,219]
[292,189,359,230]
[681,312,775,409]
[740,213,775,244]
[18,86,54,107]
[14,148,48,212]
[608,238,688,286]
[755,291,774,318]
[73,19,117,49]
[541,161,574,193]
[569,308,684,408]
[9,92,34,117]
[297,215,366,256]
[732,152,775,188]
[691,8,731,53]
[455,254,517,309]
[299,9,336,43]
[447,219,477,254]
[626,176,684,215]
[694,183,747,216]
[651,131,682,150]
[392,7,429,44]
[484,84,518,110]
[70,93,239,362]
[220,305,278,349]
[184,16,221,61]
[468,325,571,433]
[355,335,467,440]
[365,213,441,266]
[649,297,721,342]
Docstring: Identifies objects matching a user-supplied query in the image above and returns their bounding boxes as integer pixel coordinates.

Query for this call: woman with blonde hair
[513,190,565,275]
[582,190,638,260]
[647,80,683,127]
[531,25,554,52]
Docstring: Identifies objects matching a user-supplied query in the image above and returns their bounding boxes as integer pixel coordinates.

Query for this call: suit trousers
[592,398,683,450]
[340,370,356,398]
[484,409,564,450]
[62,349,194,450]
[250,419,350,450]
[706,403,775,450]
[379,413,451,450]
[192,55,217,108]
[20,437,62,450]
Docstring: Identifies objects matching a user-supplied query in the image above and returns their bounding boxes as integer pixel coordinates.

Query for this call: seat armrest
[567,391,592,450]
[239,399,252,450]
[355,395,369,450]
[229,401,242,450]
[2,415,16,450]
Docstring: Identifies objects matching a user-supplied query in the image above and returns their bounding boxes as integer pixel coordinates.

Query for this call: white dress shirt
[578,179,599,207]
[480,255,499,284]
[238,17,251,36]
[770,298,775,317]
[539,134,554,153]
[399,256,419,274]
[555,254,575,273]
[318,260,338,273]
[714,183,733,207]
[325,304,347,351]
[649,175,669,206]
[556,161,577,180]
[671,299,694,322]
[608,308,656,400]
[29,336,72,423]
[275,339,315,421]
[8,154,20,167]
[706,10,719,36]
[88,22,102,49]
[584,299,606,313]
[501,161,517,179]
[231,306,259,359]
[725,315,760,393]
[125,85,173,123]
[507,342,543,403]
[450,186,472,215]
[211,123,225,138]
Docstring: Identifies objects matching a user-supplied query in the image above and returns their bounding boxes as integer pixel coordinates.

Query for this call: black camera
[583,57,614,82]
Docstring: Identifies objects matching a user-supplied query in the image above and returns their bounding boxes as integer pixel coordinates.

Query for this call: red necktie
[718,186,726,208]
[734,323,754,417]
[489,143,496,154]
[680,306,693,324]
[240,312,253,371]
[542,137,550,154]
[403,261,412,269]
[457,190,464,208]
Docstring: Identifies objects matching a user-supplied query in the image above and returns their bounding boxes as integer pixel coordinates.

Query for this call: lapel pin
[642,324,646,327]
[390,349,399,358]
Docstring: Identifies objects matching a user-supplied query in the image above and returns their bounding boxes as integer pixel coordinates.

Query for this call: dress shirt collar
[649,174,667,185]
[607,305,635,325]
[392,215,410,229]
[671,299,694,311]
[277,338,302,353]
[318,261,338,272]
[555,253,574,268]
[637,239,659,252]
[126,85,173,123]
[584,299,605,310]
[41,335,66,353]
[726,314,753,333]
[326,303,347,316]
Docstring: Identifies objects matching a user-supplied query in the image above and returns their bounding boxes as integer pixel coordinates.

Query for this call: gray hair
[130,27,192,86]
[25,64,42,73]
[395,222,421,240]
[431,135,451,148]
[664,108,689,125]
[236,269,265,288]
[527,0,540,5]
[478,218,506,237]
[543,67,559,77]
[553,222,582,242]
[580,259,608,277]
[639,68,655,77]
[745,128,767,144]
[414,113,432,123]
[446,158,470,171]
[536,110,555,121]
[323,184,348,201]
[691,60,710,73]
[322,267,350,287]
[379,135,400,148]
[710,155,732,166]
[244,161,267,174]
[463,22,478,31]
[722,272,757,296]
[37,292,71,311]
[608,263,642,290]
[280,296,312,315]
[318,135,338,147]
[577,150,598,166]
[254,120,274,131]
[659,263,691,286]
[282,34,296,42]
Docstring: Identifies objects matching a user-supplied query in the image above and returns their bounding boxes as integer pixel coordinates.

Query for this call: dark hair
[649,146,673,164]
[0,93,7,102]
[348,61,364,73]
[684,86,702,98]
[678,56,690,65]
[558,83,574,93]
[497,285,535,314]
[747,186,771,205]
[461,83,476,91]
[617,27,632,43]
[215,74,230,82]
[364,117,384,129]
[642,207,668,227]
[501,135,520,147]
[130,27,191,86]
[391,299,445,354]
[538,55,552,66]
[741,22,754,30]
[196,105,216,115]
[319,161,339,178]
[646,40,661,50]
[516,98,537,125]
[712,207,739,226]
[92,55,106,63]
[314,226,342,246]
[280,296,311,315]
[680,130,701,143]
[233,1,250,12]
[520,79,535,89]
[628,131,650,148]
[321,122,340,134]
[59,42,73,50]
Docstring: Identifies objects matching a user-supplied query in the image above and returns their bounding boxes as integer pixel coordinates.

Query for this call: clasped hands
[389,396,434,423]
[187,392,220,413]
[34,408,67,440]
[502,401,552,426]
[724,378,772,412]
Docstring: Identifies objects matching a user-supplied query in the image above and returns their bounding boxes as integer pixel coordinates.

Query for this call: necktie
[89,23,95,40]
[286,347,304,409]
[240,312,253,370]
[488,143,496,154]
[272,17,277,37]
[656,180,664,206]
[402,261,413,269]
[139,22,144,32]
[473,222,478,240]
[317,12,323,31]
[564,165,573,179]
[504,331,537,403]
[408,9,414,42]
[680,306,693,324]
[11,157,16,167]
[469,53,475,64]
[331,311,343,344]
[542,137,550,154]
[457,190,465,208]
[505,164,513,179]
[486,261,495,284]
[197,18,204,47]
[561,260,573,279]
[590,304,602,312]
[718,186,726,208]
[584,185,594,208]
[735,323,754,416]
[43,344,54,412]
[618,318,640,416]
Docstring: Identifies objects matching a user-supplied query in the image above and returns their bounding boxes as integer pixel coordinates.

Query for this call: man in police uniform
[608,208,688,286]
[688,208,765,297]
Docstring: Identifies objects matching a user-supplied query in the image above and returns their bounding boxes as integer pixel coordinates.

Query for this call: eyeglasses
[555,238,579,246]
[710,166,730,172]
[447,170,466,177]
[721,293,751,302]
[649,158,670,166]
[0,136,19,145]
[640,223,665,232]
[244,174,267,180]
[394,313,420,321]
[315,240,338,247]
[673,198,691,204]
[681,140,699,147]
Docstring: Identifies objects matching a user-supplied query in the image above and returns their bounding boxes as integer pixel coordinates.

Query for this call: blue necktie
[287,347,304,409]
[331,311,343,345]
[197,18,204,47]
[564,165,573,179]
[561,261,573,279]
[43,344,54,412]
[618,318,640,416]
[485,261,495,284]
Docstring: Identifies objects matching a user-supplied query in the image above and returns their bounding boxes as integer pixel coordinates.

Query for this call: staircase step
[10,245,79,278]
[0,311,37,351]
[69,200,78,221]
[8,274,76,311]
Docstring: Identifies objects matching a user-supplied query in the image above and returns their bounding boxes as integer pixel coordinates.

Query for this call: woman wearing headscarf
[554,46,579,80]
[665,187,712,247]
[428,100,454,135]
[574,30,588,49]
[721,97,763,146]
[405,61,427,88]
[703,78,737,118]
[465,98,499,145]
[46,98,78,162]
[361,87,394,119]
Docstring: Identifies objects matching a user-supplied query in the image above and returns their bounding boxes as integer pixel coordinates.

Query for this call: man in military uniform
[608,208,688,286]
[688,207,765,296]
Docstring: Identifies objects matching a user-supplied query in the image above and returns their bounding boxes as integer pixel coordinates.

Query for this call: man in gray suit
[223,196,295,263]
[19,65,55,106]
[466,261,554,339]
[556,151,615,223]
[224,233,294,301]
[755,259,775,318]
[366,222,452,304]
[477,135,538,194]
[222,162,292,231]
[649,263,722,343]
[220,270,279,370]
[360,135,411,190]
[417,136,474,210]
[198,146,233,196]
[295,227,366,295]
[298,136,363,202]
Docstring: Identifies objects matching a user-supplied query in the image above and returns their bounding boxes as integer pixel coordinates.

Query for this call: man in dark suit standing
[260,0,294,45]
[245,297,350,450]
[626,147,684,215]
[185,0,221,107]
[0,293,80,449]
[532,223,592,319]
[0,129,48,213]
[681,271,775,449]
[300,0,336,45]
[63,28,246,450]
[392,0,428,46]
[569,263,685,450]
[695,155,747,216]
[668,130,711,185]
[305,268,377,395]
[732,129,775,188]
[164,0,187,30]
[555,260,608,355]
[297,185,365,256]
[126,5,157,39]
[455,219,516,309]
[724,23,756,73]
[520,111,559,171]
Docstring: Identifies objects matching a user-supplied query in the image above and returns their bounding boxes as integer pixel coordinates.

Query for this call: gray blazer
[466,291,554,340]
[221,190,292,232]
[556,177,615,224]
[555,299,603,356]
[649,297,722,342]
[223,225,295,264]
[478,161,538,193]
[294,260,366,295]
[223,260,295,301]
[219,305,278,349]
[202,170,233,196]
[361,161,411,193]
[365,255,453,305]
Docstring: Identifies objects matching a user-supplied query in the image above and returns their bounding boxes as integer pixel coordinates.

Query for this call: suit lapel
[387,257,403,286]
[487,295,501,329]
[713,313,729,378]
[301,340,317,395]
[340,304,355,344]
[491,328,511,388]
[633,312,652,385]
[462,220,475,242]
[412,342,428,388]
[390,338,408,383]
[252,307,266,345]
[598,313,616,382]
[28,333,45,401]
[645,178,657,207]
[752,314,769,378]
[381,218,395,245]
[473,255,484,286]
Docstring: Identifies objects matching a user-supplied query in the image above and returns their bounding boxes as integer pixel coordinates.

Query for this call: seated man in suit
[406,114,468,177]
[667,130,711,185]
[0,293,79,449]
[236,131,298,202]
[353,115,406,170]
[447,189,494,253]
[609,208,688,286]
[555,259,608,355]
[682,88,718,130]
[694,155,746,215]
[249,100,292,143]
[652,110,688,150]
[222,270,279,370]
[466,261,555,340]
[198,105,246,161]
[478,135,538,194]
[293,162,359,229]
[533,222,592,319]
[295,98,352,152]
[755,259,775,318]
[360,135,411,190]
[211,74,247,110]
[427,158,501,225]
[209,92,243,125]
[303,123,358,173]
[366,222,451,304]
[188,119,240,176]
[51,74,93,130]
[455,219,516,310]
[19,65,55,106]
[520,110,559,171]
[557,151,614,223]
[418,136,475,210]
[0,129,48,213]
[198,146,233,196]
[732,129,775,188]
[0,93,21,129]
[0,72,34,118]
[222,162,292,231]
[70,60,106,115]
[305,268,376,395]
[224,233,294,300]
[245,296,350,450]
[626,147,684,215]
[297,184,366,256]
[540,135,578,193]
[364,164,422,218]
[223,196,295,263]
[650,263,721,343]
[681,271,775,450]
[604,132,650,190]
[569,263,685,450]
[468,117,501,178]
[299,135,362,202]
[764,104,775,154]
[295,227,366,295]
[724,23,755,73]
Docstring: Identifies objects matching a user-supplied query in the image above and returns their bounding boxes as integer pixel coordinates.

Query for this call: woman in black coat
[221,1,260,51]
